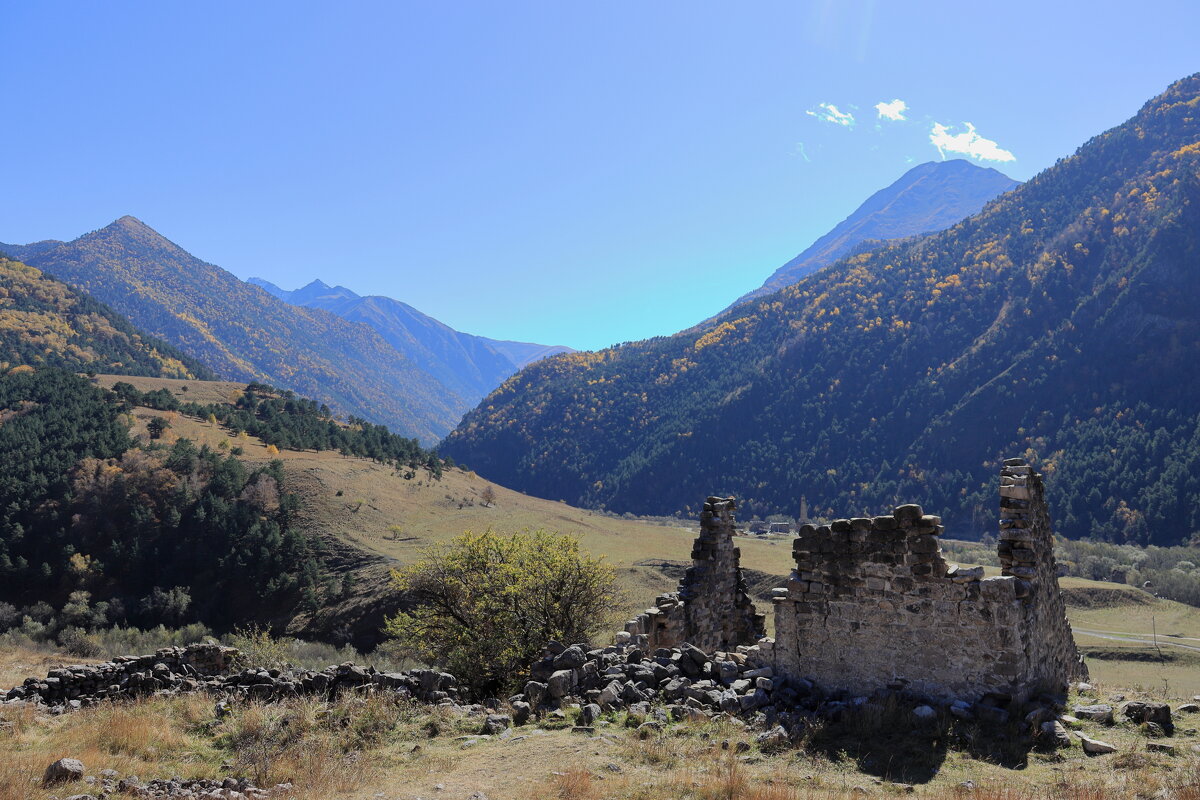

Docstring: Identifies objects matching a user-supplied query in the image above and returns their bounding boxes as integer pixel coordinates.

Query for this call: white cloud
[806,103,855,128]
[928,122,1015,163]
[875,98,907,121]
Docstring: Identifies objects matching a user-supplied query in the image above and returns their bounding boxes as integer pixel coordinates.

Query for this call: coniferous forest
[0,369,321,630]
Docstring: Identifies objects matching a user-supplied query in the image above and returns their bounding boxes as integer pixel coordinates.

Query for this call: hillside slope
[250,278,573,409]
[93,374,794,647]
[733,159,1018,306]
[1,218,462,442]
[0,256,213,379]
[442,74,1200,545]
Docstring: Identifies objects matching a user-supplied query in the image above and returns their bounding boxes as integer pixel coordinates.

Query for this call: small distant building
[768,522,793,535]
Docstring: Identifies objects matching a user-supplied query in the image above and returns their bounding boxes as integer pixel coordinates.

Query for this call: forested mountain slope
[0,256,213,379]
[1,219,461,442]
[733,159,1018,307]
[251,277,573,410]
[442,74,1200,546]
[0,368,322,630]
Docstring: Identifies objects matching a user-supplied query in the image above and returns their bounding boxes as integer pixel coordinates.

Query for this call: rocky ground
[4,642,1200,799]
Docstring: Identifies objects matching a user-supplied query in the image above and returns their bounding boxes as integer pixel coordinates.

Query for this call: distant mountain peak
[260,276,576,388]
[728,159,1019,309]
[250,277,360,304]
[106,215,159,236]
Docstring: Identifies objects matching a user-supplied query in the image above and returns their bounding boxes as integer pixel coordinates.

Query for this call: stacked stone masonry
[771,459,1087,702]
[624,496,765,653]
[2,643,460,711]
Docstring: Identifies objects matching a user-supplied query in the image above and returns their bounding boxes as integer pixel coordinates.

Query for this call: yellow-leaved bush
[384,529,621,697]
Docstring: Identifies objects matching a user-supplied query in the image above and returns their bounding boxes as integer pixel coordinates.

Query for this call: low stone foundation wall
[3,643,459,711]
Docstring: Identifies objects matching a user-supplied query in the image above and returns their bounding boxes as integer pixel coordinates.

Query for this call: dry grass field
[1,685,1198,800]
[102,375,796,623]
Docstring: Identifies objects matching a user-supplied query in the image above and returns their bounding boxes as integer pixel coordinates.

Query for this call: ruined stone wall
[998,459,1088,693]
[772,459,1084,702]
[624,496,765,652]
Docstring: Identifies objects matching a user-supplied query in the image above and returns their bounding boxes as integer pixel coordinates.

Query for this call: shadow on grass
[803,695,1032,784]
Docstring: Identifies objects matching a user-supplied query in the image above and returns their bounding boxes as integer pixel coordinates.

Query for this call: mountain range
[733,158,1019,307]
[0,160,1008,445]
[441,74,1200,547]
[0,219,565,443]
[249,277,572,411]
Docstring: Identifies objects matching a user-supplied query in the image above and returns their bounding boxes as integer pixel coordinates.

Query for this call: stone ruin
[3,643,460,712]
[623,496,765,652]
[625,458,1086,705]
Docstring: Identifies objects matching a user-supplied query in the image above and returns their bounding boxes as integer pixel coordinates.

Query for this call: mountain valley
[250,277,572,413]
[442,74,1200,547]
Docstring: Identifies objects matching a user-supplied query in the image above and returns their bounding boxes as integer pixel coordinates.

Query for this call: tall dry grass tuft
[683,755,803,800]
[265,734,369,800]
[218,696,385,797]
[0,702,37,738]
[0,752,42,800]
[551,767,597,800]
[61,701,191,760]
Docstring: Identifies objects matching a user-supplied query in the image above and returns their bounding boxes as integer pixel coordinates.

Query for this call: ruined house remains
[624,496,765,652]
[629,459,1085,703]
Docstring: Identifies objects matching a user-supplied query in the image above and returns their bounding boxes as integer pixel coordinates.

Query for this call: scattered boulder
[1076,733,1117,755]
[547,670,574,699]
[481,714,511,736]
[1123,701,1173,734]
[912,705,937,723]
[553,645,587,671]
[580,703,602,727]
[756,725,789,752]
[1072,704,1114,725]
[1039,720,1072,750]
[43,758,86,785]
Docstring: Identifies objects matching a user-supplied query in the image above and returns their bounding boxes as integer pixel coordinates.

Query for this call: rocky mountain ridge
[250,277,573,410]
[732,158,1018,307]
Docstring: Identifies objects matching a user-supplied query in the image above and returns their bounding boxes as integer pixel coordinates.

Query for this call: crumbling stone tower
[770,458,1085,702]
[998,458,1088,695]
[625,496,765,652]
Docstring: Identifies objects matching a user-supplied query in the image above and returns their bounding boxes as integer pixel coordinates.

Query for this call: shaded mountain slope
[442,74,1200,545]
[0,255,214,379]
[733,159,1018,307]
[1,219,462,442]
[251,277,573,409]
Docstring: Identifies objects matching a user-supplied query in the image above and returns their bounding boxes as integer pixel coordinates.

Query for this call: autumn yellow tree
[384,529,620,696]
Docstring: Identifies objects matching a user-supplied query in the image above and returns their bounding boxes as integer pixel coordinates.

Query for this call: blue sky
[2,1,1197,351]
